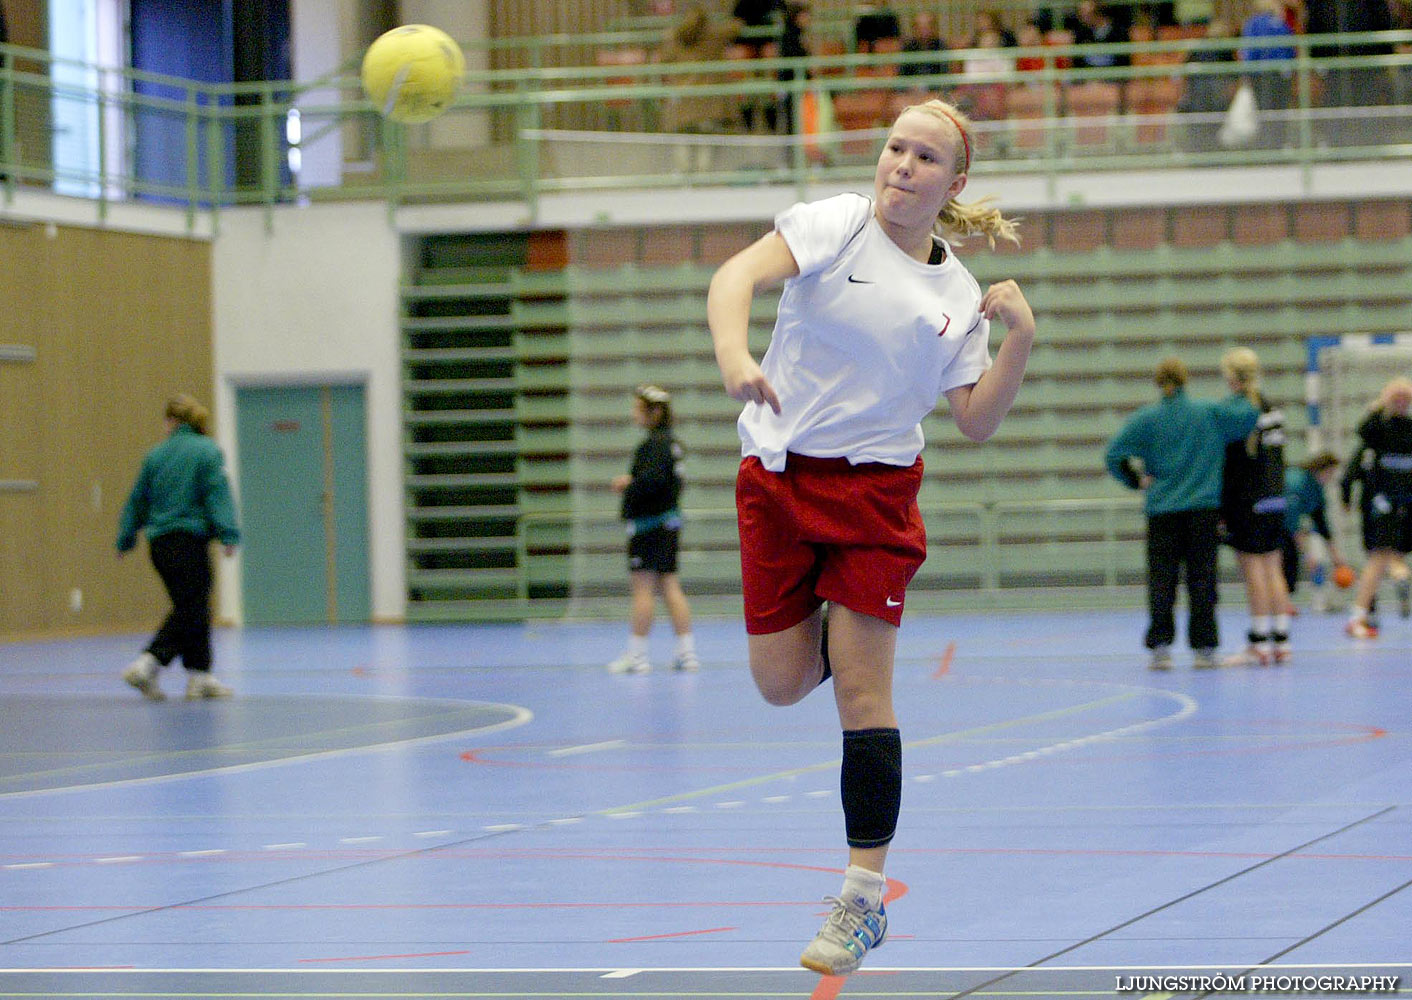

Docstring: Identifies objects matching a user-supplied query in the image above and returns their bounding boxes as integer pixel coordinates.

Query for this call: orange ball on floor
[1333,564,1356,589]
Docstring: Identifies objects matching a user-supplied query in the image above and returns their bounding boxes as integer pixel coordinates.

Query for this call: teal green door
[236,384,371,624]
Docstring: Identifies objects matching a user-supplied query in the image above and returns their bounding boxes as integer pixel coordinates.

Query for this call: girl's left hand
[611,474,631,493]
[980,279,1035,336]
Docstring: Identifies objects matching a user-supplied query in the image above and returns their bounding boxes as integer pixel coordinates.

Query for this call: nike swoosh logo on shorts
[847,275,874,284]
[885,596,902,607]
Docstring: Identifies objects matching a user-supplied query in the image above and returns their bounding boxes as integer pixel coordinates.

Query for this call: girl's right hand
[720,355,781,414]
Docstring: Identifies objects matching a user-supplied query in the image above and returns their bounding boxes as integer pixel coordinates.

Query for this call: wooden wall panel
[0,224,212,639]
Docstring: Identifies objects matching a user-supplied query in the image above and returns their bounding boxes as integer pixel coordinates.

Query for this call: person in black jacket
[1340,377,1412,638]
[606,385,698,673]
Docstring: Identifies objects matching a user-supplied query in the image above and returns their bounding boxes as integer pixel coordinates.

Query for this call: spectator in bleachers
[657,4,742,168]
[1176,18,1236,151]
[957,11,1015,120]
[900,10,949,78]
[1390,0,1412,105]
[731,0,782,132]
[1240,0,1296,146]
[773,2,812,135]
[972,8,1018,48]
[733,0,784,55]
[1280,0,1306,33]
[1105,357,1258,671]
[1015,20,1049,72]
[1072,1,1130,69]
[1306,0,1394,142]
[853,1,902,52]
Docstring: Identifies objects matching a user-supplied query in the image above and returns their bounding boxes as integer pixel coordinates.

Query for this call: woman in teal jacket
[1105,357,1257,670]
[116,395,241,700]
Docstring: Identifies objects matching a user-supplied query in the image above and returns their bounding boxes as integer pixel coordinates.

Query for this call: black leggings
[147,532,214,673]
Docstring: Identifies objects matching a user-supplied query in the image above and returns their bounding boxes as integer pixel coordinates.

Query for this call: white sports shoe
[121,653,165,701]
[670,650,699,672]
[185,673,233,700]
[800,896,887,975]
[606,652,651,674]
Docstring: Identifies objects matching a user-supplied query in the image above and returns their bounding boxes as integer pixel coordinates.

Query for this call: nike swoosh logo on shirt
[847,275,874,284]
[885,596,902,607]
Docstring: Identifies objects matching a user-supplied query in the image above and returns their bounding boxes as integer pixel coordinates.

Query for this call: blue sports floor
[1,605,1410,999]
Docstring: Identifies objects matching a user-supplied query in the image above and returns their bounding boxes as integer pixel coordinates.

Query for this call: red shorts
[736,453,927,634]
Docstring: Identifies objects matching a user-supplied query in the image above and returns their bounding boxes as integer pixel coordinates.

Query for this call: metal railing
[4,31,1412,231]
[508,495,1148,613]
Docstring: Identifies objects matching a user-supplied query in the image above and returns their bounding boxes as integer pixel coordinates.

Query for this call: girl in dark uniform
[1219,348,1290,665]
[606,385,697,673]
[1341,377,1412,639]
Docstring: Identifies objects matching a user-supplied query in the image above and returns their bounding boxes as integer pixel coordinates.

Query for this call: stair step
[407,537,518,554]
[407,568,523,587]
[404,378,517,394]
[407,504,520,520]
[405,409,518,425]
[404,440,518,458]
[402,315,516,332]
[403,281,514,299]
[406,473,517,488]
[403,346,516,363]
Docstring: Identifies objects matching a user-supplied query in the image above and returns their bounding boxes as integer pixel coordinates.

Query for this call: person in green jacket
[1105,357,1258,670]
[116,395,241,701]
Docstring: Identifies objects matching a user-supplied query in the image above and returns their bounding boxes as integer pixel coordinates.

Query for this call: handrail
[4,31,1412,226]
[512,494,1145,610]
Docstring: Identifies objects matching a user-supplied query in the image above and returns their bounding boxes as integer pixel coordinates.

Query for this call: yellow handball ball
[361,24,465,124]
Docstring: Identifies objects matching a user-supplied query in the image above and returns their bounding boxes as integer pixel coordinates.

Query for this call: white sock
[675,632,695,656]
[1349,606,1368,623]
[627,634,649,658]
[1252,614,1272,638]
[840,863,886,911]
[1274,613,1291,637]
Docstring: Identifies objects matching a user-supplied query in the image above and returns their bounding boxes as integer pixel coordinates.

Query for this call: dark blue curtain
[130,0,292,202]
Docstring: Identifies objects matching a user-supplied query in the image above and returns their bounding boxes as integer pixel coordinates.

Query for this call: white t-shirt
[738,193,993,471]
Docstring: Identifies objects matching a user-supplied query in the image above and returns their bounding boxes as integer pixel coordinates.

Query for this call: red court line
[931,641,956,679]
[811,974,848,999]
[607,925,736,943]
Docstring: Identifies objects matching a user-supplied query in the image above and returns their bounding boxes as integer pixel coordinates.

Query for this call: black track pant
[147,532,214,673]
[1145,509,1221,652]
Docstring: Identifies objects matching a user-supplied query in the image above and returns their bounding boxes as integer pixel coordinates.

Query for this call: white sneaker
[606,652,651,674]
[1148,647,1173,671]
[800,895,887,975]
[121,653,165,701]
[670,650,699,672]
[1222,644,1272,668]
[185,673,233,700]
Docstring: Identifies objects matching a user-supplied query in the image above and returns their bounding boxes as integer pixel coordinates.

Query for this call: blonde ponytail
[1220,348,1262,407]
[899,99,1022,249]
[166,394,210,435]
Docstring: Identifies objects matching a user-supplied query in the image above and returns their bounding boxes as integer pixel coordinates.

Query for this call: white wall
[210,201,404,623]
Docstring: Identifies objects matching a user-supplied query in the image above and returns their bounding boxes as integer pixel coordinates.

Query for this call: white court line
[3,962,1408,974]
[547,739,626,757]
[0,699,533,801]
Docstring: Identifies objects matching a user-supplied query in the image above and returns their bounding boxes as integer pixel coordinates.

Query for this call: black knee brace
[841,727,902,848]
